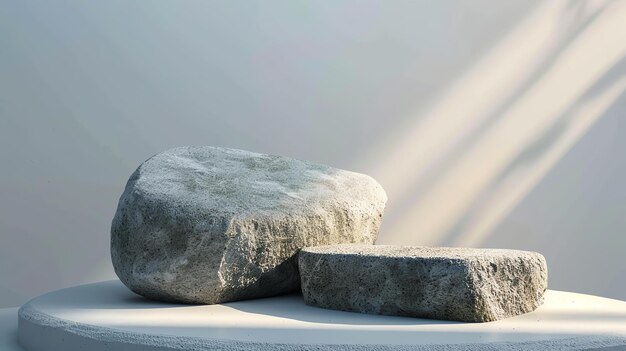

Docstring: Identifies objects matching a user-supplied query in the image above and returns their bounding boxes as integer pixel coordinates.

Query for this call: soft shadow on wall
[1,0,625,308]
[366,0,626,300]
[0,0,540,308]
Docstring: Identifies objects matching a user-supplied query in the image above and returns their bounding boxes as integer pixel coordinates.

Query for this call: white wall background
[1,0,625,308]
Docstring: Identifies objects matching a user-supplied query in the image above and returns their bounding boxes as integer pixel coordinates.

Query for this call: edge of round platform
[17,296,626,351]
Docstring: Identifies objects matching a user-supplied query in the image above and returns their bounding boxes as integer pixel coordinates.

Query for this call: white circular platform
[18,280,626,350]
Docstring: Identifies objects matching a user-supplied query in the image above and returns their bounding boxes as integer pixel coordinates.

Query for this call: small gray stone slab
[299,245,548,322]
[111,146,386,304]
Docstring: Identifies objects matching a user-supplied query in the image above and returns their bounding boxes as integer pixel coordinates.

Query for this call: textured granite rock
[111,146,386,304]
[299,245,547,322]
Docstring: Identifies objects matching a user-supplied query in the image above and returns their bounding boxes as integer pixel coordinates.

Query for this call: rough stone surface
[111,146,386,304]
[299,245,548,322]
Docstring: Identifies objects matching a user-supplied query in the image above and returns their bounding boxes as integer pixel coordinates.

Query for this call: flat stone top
[17,281,626,351]
[301,245,541,260]
[129,146,386,216]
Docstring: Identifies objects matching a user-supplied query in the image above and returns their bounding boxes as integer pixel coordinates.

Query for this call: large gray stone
[299,245,548,322]
[111,146,386,304]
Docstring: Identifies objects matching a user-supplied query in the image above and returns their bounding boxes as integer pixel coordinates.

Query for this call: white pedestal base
[18,281,626,350]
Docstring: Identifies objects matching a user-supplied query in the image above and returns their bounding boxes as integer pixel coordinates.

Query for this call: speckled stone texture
[299,245,547,322]
[111,146,386,304]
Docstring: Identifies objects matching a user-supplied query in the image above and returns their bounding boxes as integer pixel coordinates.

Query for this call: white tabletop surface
[15,280,626,350]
